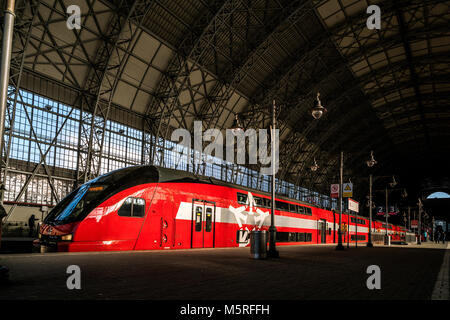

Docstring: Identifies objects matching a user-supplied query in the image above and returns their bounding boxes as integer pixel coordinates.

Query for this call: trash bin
[250,230,268,259]
[384,234,391,246]
[0,216,2,246]
[0,205,9,283]
[0,206,6,249]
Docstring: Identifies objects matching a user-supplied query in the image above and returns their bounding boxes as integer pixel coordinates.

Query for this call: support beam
[0,0,16,203]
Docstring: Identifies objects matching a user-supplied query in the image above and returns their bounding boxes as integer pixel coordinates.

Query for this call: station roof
[4,0,450,202]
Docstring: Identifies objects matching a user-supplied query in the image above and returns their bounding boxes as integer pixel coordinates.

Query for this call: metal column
[268,100,278,258]
[336,151,344,250]
[418,199,422,245]
[367,174,373,247]
[385,187,389,245]
[0,0,15,205]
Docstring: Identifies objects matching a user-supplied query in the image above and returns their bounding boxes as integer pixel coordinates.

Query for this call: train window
[254,197,263,207]
[118,198,133,217]
[275,201,281,210]
[351,235,366,241]
[297,206,304,214]
[205,207,212,232]
[195,206,202,232]
[263,198,271,208]
[288,204,297,213]
[305,207,312,216]
[288,232,297,242]
[296,232,313,242]
[276,201,289,211]
[118,197,146,217]
[351,217,366,225]
[276,232,289,242]
[305,233,312,242]
[237,193,247,205]
[133,198,146,217]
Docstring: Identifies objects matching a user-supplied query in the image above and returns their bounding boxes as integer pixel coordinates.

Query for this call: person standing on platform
[0,203,5,244]
[28,214,37,238]
[0,203,9,282]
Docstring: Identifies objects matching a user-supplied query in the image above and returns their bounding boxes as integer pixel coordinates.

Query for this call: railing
[405,232,416,243]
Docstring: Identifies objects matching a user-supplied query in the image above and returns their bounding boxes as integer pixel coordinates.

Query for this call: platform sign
[348,199,359,213]
[330,184,339,198]
[343,183,353,198]
[388,205,399,216]
[376,206,385,216]
[411,220,418,228]
[377,205,399,216]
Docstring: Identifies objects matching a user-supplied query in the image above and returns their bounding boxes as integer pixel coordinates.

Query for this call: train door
[191,200,216,248]
[318,219,326,243]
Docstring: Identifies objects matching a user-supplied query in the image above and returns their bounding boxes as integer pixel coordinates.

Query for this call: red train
[38,166,410,252]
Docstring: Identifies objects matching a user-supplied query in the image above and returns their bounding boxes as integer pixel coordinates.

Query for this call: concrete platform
[0,243,448,300]
[0,237,36,253]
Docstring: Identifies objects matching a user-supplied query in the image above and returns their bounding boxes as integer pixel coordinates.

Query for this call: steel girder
[2,0,41,199]
[1,1,87,218]
[279,0,448,169]
[197,0,315,131]
[143,0,448,192]
[77,0,154,183]
[292,102,388,191]
[274,0,450,190]
[210,13,374,186]
[143,0,236,167]
[144,1,321,171]
[317,0,449,151]
[243,1,449,162]
[323,0,449,57]
[237,40,349,180]
[2,2,64,202]
[270,74,384,186]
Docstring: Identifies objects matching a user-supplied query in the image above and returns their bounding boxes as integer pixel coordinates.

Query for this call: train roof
[92,165,197,185]
[96,165,315,206]
[100,166,404,226]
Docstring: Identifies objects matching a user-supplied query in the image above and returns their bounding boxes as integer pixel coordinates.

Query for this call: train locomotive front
[38,166,161,252]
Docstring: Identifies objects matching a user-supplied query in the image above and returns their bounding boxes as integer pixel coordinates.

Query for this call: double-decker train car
[38,165,405,252]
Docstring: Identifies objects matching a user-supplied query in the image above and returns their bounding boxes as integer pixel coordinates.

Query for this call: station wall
[4,205,45,223]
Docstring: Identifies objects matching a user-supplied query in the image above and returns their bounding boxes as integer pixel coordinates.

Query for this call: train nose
[38,222,78,252]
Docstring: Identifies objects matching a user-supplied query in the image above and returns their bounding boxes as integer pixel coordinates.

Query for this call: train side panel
[45,180,398,252]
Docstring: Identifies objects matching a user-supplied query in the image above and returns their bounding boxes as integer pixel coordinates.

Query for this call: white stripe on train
[175,202,377,234]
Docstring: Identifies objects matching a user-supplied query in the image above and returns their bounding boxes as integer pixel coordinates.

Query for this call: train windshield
[45,184,105,224]
[44,166,159,225]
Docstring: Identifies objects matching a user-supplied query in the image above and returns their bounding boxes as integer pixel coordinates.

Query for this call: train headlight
[61,234,73,241]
